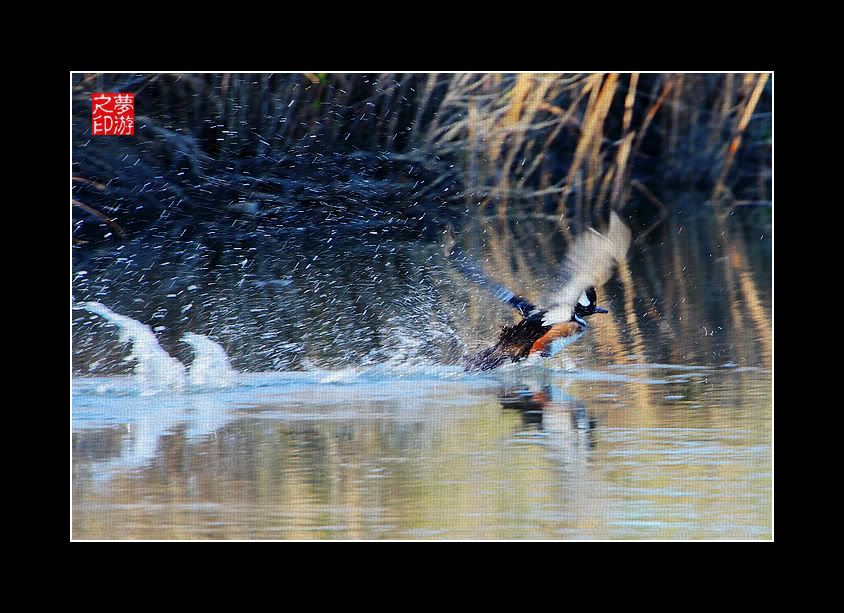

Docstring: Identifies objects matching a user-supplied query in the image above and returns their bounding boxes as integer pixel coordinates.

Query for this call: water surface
[72,205,771,540]
[72,362,770,540]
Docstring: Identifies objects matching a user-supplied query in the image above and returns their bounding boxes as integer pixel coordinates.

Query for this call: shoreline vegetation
[72,73,772,373]
[73,73,771,242]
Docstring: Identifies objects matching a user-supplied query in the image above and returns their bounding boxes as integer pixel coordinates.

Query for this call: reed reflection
[73,363,771,540]
[498,384,593,439]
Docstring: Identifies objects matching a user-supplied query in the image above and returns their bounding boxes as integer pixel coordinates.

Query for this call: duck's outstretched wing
[446,241,544,320]
[540,211,632,325]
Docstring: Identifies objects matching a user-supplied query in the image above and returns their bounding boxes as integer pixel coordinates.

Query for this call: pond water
[72,207,771,540]
[72,362,770,540]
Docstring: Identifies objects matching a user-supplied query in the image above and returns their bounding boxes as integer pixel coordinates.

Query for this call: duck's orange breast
[529,321,583,355]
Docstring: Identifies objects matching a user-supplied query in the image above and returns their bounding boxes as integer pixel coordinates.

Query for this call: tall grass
[72,73,771,243]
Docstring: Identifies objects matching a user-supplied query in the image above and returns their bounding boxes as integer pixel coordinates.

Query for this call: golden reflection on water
[455,212,771,371]
[73,367,771,540]
[72,208,771,540]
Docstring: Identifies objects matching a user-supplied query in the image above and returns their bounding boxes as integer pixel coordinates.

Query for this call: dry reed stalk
[515,85,586,191]
[409,73,439,145]
[496,75,557,217]
[585,74,619,203]
[426,74,472,146]
[503,73,534,127]
[631,77,674,160]
[556,73,618,220]
[611,73,640,208]
[466,98,482,195]
[72,176,107,191]
[72,199,126,239]
[713,73,770,202]
[708,73,735,156]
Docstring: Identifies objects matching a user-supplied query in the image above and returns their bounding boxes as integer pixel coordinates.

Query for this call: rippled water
[72,202,771,540]
[72,360,771,540]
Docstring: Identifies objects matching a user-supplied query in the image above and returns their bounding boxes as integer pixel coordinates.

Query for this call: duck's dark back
[464,319,551,371]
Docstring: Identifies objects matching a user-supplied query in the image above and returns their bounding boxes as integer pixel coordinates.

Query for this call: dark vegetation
[72,73,772,372]
[73,73,771,244]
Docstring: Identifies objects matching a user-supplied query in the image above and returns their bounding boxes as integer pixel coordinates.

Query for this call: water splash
[182,332,237,388]
[360,314,463,377]
[82,302,186,394]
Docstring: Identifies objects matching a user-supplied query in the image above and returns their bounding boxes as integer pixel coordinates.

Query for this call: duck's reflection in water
[497,382,596,461]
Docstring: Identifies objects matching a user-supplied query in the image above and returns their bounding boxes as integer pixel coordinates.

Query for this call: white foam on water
[318,367,363,384]
[82,302,186,394]
[181,332,237,389]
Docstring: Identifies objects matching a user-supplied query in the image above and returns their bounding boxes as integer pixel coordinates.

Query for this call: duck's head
[572,286,608,319]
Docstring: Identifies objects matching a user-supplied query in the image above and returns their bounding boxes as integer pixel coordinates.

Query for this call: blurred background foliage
[72,72,771,243]
[72,73,772,373]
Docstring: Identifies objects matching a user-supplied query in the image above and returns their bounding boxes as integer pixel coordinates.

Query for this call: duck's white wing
[540,211,632,325]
